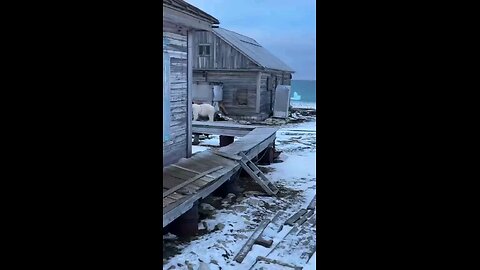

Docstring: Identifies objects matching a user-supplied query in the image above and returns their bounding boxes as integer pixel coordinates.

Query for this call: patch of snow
[164,119,317,270]
[304,252,316,269]
[192,145,209,154]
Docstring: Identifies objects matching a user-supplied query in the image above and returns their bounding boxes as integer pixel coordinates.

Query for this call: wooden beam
[163,6,213,31]
[163,166,223,198]
[296,209,315,226]
[234,211,282,263]
[255,257,303,270]
[307,195,316,210]
[210,151,242,161]
[187,30,193,157]
[285,209,307,226]
[256,72,261,113]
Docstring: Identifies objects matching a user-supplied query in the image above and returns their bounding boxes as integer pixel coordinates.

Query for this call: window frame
[198,44,211,57]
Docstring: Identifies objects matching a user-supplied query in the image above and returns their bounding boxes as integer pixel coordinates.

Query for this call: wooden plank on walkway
[164,168,211,187]
[163,166,241,227]
[163,174,187,189]
[163,197,175,208]
[163,166,223,198]
[170,164,216,179]
[284,209,308,226]
[210,150,242,161]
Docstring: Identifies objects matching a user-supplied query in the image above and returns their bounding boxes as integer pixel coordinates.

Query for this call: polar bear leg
[193,110,199,121]
[208,111,214,122]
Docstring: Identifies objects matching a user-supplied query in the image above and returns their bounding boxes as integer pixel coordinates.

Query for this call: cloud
[184,0,316,80]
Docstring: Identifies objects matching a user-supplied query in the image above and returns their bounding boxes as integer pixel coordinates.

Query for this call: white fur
[192,103,215,122]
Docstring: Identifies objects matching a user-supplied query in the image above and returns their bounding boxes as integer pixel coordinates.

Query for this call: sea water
[290,80,316,109]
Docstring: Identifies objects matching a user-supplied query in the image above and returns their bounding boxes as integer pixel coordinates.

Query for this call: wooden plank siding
[258,72,292,116]
[192,31,259,70]
[193,71,261,117]
[163,26,189,166]
[191,30,293,121]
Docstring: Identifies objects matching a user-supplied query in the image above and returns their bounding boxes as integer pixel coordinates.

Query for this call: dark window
[236,89,248,105]
[198,44,211,56]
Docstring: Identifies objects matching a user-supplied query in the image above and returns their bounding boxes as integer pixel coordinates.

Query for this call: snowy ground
[164,119,317,270]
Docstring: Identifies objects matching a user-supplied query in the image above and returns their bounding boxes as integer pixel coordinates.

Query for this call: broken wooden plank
[265,225,299,258]
[254,237,273,248]
[163,166,223,198]
[234,211,282,263]
[255,256,303,270]
[307,195,316,210]
[308,213,316,227]
[270,210,285,232]
[284,209,307,226]
[163,197,176,208]
[296,209,315,226]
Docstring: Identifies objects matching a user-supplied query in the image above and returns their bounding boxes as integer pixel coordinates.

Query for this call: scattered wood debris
[234,211,283,263]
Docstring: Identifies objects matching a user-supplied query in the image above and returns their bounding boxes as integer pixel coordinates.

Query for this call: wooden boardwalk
[163,124,278,227]
[192,120,258,137]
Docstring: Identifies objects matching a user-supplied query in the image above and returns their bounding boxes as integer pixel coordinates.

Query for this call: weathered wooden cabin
[163,0,219,167]
[192,28,294,121]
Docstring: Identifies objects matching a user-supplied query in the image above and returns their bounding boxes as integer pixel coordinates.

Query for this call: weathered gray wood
[217,127,277,160]
[308,214,316,227]
[192,120,256,136]
[163,197,176,208]
[307,195,316,210]
[187,30,193,158]
[192,31,259,70]
[163,5,215,31]
[163,125,279,227]
[296,209,315,226]
[211,150,242,161]
[164,169,211,187]
[238,152,278,195]
[256,72,261,113]
[285,209,308,226]
[255,257,303,270]
[170,164,215,179]
[163,165,241,227]
[163,166,223,198]
[234,211,282,263]
[254,237,273,248]
[192,120,257,129]
[192,71,259,116]
[265,225,300,257]
[163,174,187,189]
[163,26,189,168]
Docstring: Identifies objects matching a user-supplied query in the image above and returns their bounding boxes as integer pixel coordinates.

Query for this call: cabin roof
[213,27,294,73]
[163,0,219,25]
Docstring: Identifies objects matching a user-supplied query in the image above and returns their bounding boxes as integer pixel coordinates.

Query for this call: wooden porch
[163,122,278,228]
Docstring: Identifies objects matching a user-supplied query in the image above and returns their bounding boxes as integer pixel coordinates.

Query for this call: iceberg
[291,91,302,101]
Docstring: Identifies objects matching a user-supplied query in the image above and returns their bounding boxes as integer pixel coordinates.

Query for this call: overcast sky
[185,0,316,80]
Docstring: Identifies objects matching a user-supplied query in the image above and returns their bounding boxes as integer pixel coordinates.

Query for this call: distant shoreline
[291,101,316,109]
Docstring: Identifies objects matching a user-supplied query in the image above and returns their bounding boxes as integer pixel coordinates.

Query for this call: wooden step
[238,152,278,196]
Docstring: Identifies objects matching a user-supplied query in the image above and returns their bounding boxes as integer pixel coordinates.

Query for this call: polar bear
[192,103,215,122]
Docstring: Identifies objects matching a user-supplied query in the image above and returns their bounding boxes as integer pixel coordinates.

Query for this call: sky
[185,0,316,80]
